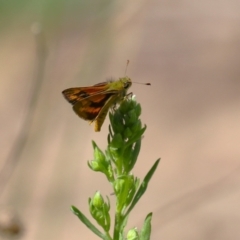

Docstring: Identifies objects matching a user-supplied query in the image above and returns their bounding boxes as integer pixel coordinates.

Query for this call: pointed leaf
[140,213,152,240]
[125,126,146,148]
[71,206,105,239]
[127,139,141,172]
[124,159,160,216]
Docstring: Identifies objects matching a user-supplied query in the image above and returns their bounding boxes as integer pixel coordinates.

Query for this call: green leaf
[92,141,106,162]
[123,127,132,139]
[140,213,152,240]
[110,133,123,148]
[130,119,142,133]
[125,125,146,149]
[124,159,160,217]
[71,205,105,239]
[110,110,124,133]
[127,139,141,172]
[134,103,141,118]
[108,125,113,144]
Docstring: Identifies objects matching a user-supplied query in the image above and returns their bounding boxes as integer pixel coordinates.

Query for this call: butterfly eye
[124,82,131,89]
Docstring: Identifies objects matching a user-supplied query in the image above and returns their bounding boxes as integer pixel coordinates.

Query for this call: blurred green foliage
[0,0,116,32]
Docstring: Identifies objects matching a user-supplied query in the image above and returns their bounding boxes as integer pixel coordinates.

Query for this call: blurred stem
[0,23,47,197]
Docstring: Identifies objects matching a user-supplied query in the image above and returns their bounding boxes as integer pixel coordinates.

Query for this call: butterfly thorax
[107,77,132,95]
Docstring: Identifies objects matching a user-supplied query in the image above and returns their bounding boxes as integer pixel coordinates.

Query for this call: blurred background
[0,0,240,239]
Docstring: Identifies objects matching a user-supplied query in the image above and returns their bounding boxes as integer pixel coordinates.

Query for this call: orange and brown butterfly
[62,62,150,132]
[62,76,134,132]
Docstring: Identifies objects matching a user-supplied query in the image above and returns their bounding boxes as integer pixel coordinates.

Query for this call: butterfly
[62,77,133,132]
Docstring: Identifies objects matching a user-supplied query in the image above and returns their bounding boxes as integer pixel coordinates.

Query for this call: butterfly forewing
[62,77,132,131]
[62,84,109,105]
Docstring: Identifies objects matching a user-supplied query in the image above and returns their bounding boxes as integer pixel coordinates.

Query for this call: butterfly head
[119,77,132,90]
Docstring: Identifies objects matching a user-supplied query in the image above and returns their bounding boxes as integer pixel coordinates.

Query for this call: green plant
[71,96,160,240]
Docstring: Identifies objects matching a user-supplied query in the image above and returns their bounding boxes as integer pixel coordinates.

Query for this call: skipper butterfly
[62,77,135,131]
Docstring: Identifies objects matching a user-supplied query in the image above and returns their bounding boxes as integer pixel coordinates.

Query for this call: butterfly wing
[62,80,126,131]
[94,94,119,131]
[62,85,108,105]
[72,93,114,122]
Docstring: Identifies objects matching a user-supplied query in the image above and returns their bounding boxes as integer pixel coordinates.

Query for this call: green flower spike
[108,96,146,175]
[71,96,160,240]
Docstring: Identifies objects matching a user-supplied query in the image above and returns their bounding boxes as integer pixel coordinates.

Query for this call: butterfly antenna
[124,60,130,76]
[133,81,151,86]
[125,60,151,85]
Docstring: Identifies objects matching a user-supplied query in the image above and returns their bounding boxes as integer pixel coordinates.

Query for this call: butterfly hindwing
[72,93,114,122]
